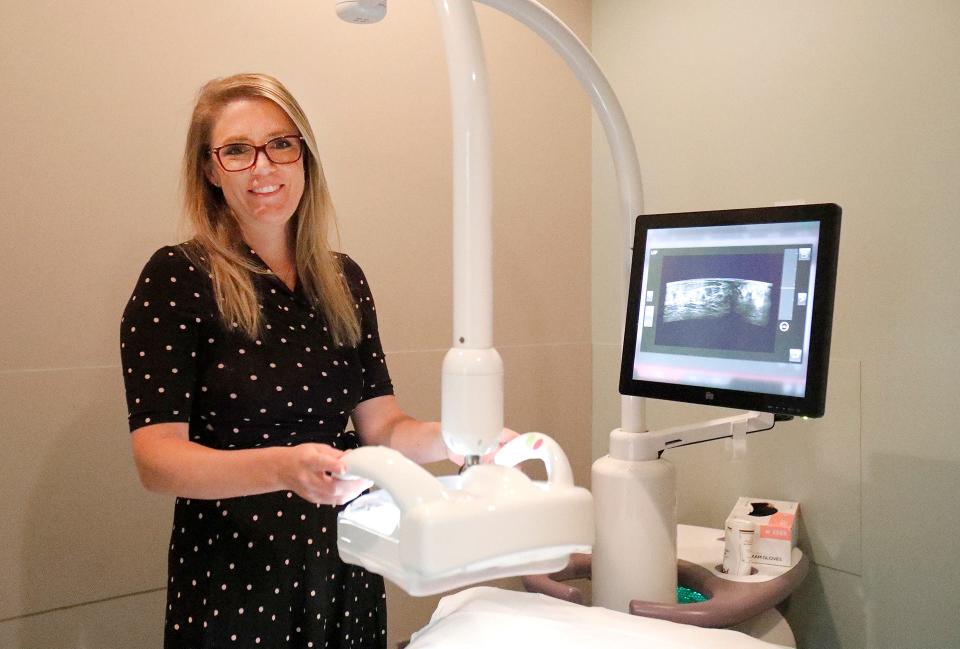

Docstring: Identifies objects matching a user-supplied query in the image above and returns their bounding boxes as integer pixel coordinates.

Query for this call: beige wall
[0,1,593,647]
[592,1,960,648]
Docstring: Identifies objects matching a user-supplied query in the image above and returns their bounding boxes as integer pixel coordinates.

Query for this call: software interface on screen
[630,220,822,399]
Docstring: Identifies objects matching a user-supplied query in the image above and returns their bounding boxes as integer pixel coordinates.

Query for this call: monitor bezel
[619,203,841,418]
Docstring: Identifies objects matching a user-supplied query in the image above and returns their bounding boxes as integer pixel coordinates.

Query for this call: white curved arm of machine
[333,0,618,597]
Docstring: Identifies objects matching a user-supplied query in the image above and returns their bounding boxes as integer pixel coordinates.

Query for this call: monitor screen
[619,204,841,417]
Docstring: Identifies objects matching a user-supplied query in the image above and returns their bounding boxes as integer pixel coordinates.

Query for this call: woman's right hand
[281,443,373,506]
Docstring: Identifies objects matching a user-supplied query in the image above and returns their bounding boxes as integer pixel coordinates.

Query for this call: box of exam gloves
[726,497,799,567]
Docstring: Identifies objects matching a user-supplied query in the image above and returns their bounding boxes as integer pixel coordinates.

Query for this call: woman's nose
[251,148,277,173]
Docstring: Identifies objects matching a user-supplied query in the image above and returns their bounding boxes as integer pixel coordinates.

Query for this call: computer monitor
[619,203,841,418]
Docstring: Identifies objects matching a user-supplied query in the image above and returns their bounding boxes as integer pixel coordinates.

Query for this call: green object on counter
[677,586,709,604]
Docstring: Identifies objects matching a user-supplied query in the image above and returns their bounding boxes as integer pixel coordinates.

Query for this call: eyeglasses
[210,135,305,172]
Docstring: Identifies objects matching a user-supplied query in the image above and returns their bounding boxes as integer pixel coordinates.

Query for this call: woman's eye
[222,144,250,157]
[269,138,292,150]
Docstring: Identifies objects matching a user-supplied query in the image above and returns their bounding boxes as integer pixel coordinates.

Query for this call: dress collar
[243,244,299,296]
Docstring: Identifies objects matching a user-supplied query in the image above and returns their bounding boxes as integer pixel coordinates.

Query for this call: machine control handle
[494,432,575,486]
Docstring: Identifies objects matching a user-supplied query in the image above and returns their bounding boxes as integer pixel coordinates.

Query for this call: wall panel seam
[385,341,592,355]
[0,364,118,376]
[809,562,862,579]
[0,587,166,624]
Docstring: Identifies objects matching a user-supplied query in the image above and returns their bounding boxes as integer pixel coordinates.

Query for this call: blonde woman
[121,73,450,649]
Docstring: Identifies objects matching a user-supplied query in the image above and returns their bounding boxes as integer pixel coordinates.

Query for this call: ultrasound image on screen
[655,253,782,353]
[663,278,773,326]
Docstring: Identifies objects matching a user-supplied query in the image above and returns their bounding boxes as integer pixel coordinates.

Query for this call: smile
[250,184,282,195]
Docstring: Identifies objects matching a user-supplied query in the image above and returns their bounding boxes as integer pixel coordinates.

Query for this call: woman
[121,73,452,648]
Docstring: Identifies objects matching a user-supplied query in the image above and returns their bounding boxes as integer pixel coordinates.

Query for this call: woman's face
[206,98,306,240]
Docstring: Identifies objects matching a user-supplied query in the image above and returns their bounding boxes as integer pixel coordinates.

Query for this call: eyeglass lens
[217,137,302,171]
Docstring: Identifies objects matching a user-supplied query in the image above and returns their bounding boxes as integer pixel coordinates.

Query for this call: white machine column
[592,432,677,610]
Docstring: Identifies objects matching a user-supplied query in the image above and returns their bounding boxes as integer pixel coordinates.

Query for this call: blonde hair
[181,73,360,346]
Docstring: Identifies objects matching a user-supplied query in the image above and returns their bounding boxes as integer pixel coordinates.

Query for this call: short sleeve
[341,255,394,402]
[120,246,209,431]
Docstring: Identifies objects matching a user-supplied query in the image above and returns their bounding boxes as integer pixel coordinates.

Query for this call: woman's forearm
[133,431,291,499]
[384,417,447,464]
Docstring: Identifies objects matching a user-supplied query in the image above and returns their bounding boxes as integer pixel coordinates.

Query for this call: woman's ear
[204,162,221,188]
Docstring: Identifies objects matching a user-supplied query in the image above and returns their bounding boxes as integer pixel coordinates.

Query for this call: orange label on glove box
[769,512,795,528]
[760,513,795,540]
[760,525,792,540]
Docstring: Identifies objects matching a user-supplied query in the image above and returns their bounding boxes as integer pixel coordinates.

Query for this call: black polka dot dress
[120,244,392,649]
